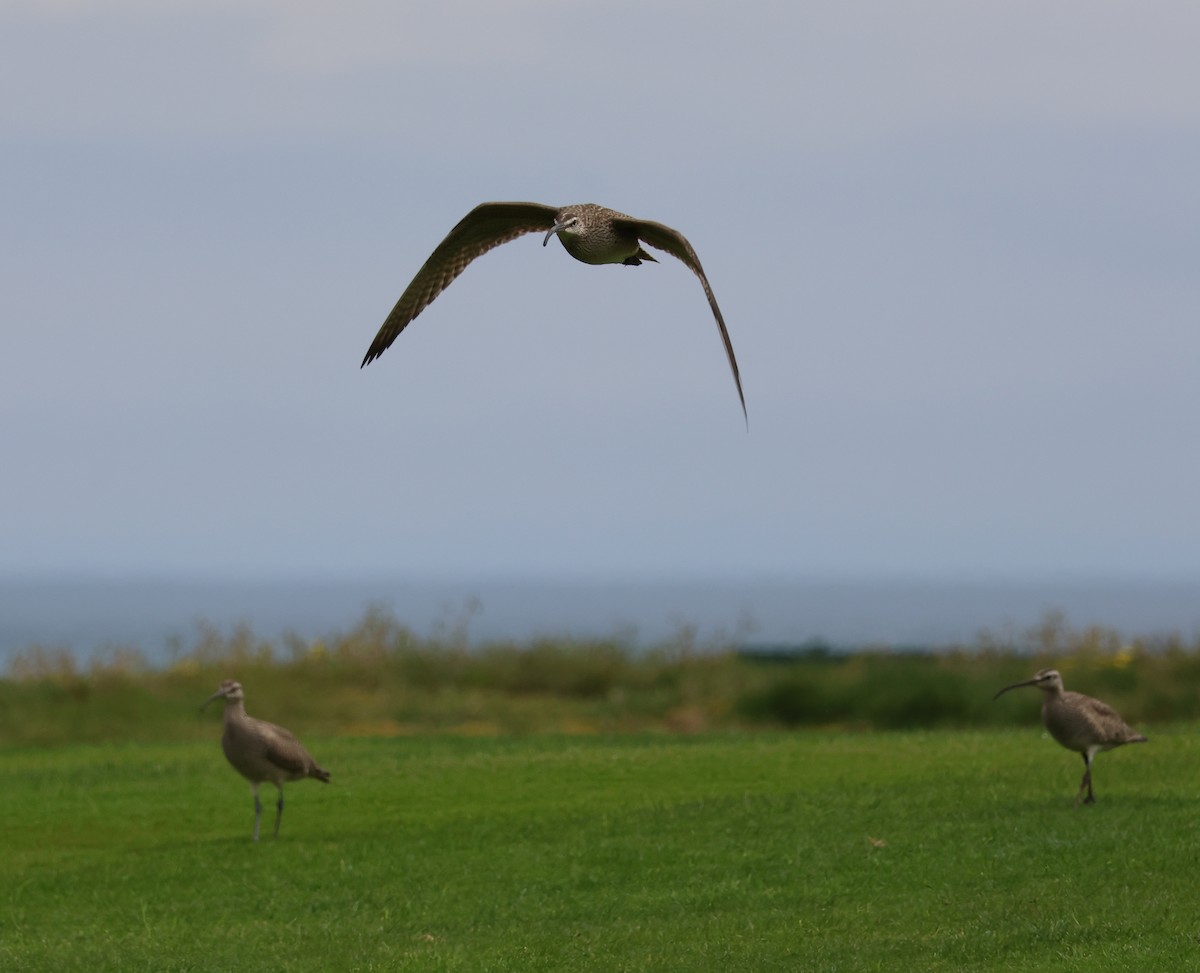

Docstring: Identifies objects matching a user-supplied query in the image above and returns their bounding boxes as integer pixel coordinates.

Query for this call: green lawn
[2,728,1197,971]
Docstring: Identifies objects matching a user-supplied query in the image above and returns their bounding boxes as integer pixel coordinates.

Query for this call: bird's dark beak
[992,678,1039,701]
[200,688,227,712]
[543,220,569,247]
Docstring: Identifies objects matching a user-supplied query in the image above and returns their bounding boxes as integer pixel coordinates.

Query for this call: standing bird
[360,201,746,421]
[201,679,331,841]
[993,668,1147,805]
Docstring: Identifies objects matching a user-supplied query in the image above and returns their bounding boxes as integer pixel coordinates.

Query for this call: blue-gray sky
[3,1,1199,583]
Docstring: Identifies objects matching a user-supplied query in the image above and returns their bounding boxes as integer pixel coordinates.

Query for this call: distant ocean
[3,576,1199,665]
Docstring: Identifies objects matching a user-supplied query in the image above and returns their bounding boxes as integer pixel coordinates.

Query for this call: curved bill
[992,677,1041,701]
[543,220,571,247]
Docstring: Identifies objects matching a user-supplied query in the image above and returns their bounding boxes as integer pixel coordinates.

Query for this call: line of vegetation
[3,607,1199,746]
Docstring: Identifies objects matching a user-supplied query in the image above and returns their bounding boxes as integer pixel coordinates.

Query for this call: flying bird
[361,201,746,420]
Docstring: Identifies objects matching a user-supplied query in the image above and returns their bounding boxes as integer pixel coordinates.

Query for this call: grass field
[2,727,1198,971]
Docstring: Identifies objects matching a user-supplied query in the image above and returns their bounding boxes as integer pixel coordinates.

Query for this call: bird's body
[993,668,1146,805]
[361,201,746,420]
[546,202,657,266]
[202,680,330,841]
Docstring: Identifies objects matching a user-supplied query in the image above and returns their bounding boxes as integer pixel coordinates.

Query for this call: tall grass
[3,607,1199,746]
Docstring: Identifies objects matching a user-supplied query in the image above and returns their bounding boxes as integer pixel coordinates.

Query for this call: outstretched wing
[617,216,746,422]
[362,201,560,366]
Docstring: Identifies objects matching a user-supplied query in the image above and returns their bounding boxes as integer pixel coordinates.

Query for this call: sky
[3,1,1200,588]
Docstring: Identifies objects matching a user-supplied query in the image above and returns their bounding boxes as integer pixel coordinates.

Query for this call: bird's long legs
[248,785,286,840]
[1074,753,1096,807]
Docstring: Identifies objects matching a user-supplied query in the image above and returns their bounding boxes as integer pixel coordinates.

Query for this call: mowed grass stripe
[2,729,1198,972]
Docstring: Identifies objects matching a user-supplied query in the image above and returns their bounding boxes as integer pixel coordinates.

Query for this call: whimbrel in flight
[202,679,331,841]
[993,668,1147,805]
[360,201,746,420]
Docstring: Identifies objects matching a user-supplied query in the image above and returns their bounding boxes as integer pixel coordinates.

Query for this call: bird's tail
[622,247,658,266]
[310,764,332,783]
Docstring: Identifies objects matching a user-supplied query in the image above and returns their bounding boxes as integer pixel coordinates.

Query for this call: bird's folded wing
[1080,695,1123,722]
[259,723,311,775]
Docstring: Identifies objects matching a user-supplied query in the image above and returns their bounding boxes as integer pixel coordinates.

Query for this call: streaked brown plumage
[201,679,330,841]
[993,668,1147,805]
[361,201,746,421]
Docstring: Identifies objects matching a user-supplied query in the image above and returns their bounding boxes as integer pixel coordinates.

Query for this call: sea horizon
[3,573,1199,665]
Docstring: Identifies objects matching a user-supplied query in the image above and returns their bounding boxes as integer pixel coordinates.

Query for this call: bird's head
[992,668,1064,700]
[201,679,244,710]
[543,208,581,247]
